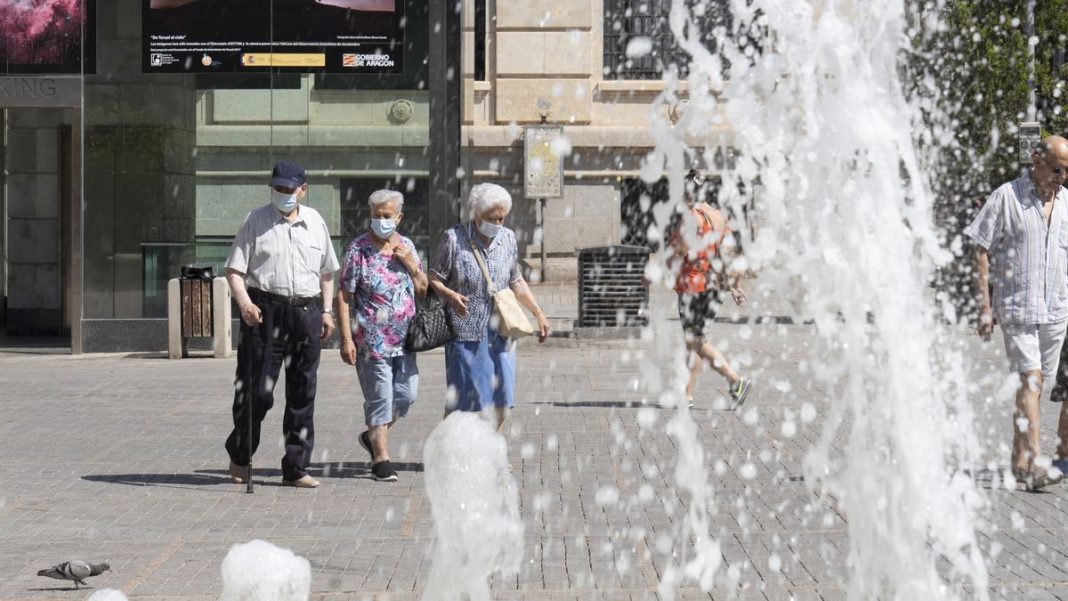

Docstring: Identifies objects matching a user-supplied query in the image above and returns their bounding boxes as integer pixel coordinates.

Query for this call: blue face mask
[271,189,299,213]
[371,218,396,239]
[478,220,502,239]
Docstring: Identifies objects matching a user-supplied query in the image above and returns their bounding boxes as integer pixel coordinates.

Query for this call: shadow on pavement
[82,473,233,488]
[310,461,424,478]
[82,462,425,489]
[530,400,667,409]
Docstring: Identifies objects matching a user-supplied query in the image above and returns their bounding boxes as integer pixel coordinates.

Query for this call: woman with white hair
[429,183,551,431]
[336,189,427,482]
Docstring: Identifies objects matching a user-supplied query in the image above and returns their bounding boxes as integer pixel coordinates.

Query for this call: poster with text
[1,0,96,74]
[143,0,404,73]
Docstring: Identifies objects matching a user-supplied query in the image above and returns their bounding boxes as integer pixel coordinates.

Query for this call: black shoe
[371,460,398,482]
[359,430,375,463]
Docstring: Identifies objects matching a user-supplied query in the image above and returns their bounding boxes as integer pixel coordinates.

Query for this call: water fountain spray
[643,1,991,599]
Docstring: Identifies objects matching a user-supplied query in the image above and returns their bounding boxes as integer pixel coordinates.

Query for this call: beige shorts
[1001,319,1068,380]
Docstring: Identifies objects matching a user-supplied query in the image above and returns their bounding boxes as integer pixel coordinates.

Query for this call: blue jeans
[355,353,419,427]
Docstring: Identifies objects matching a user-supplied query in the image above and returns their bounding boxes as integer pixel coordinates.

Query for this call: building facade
[0,0,461,352]
[0,0,715,352]
[461,0,731,280]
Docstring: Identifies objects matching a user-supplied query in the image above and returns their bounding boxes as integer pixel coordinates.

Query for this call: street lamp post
[1026,0,1037,123]
[538,112,547,282]
[1019,0,1039,172]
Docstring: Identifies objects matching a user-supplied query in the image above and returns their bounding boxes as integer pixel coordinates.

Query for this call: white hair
[368,189,404,212]
[467,183,512,217]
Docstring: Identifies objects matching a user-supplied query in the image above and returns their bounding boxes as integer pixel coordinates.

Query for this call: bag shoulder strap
[469,238,497,294]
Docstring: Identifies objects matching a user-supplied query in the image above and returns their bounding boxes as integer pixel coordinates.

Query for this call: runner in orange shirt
[668,170,751,410]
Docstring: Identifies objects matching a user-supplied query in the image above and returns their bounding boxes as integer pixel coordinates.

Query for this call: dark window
[621,177,728,249]
[602,0,749,80]
[340,177,431,259]
[620,178,669,248]
[474,0,487,81]
[620,174,753,251]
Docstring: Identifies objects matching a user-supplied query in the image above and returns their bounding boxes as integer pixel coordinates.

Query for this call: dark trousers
[225,296,322,480]
[1053,336,1068,403]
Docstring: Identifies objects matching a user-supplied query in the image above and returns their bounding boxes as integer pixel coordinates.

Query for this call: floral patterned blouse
[340,233,422,360]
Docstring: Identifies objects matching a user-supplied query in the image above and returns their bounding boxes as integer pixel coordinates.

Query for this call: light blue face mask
[478,220,501,239]
[371,218,396,239]
[271,189,299,213]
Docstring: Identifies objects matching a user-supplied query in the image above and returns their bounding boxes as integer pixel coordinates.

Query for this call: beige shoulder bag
[469,239,535,339]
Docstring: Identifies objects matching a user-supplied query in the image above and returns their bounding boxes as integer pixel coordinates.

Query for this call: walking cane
[243,322,255,494]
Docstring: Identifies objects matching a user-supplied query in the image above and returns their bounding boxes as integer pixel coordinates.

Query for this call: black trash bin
[577,246,650,328]
[179,266,216,338]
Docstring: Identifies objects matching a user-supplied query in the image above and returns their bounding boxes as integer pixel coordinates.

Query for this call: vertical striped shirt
[964,176,1068,325]
[225,204,340,298]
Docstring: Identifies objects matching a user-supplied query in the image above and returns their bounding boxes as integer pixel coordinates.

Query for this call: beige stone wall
[462,0,696,278]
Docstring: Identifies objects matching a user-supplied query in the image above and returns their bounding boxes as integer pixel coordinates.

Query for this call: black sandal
[1013,467,1063,491]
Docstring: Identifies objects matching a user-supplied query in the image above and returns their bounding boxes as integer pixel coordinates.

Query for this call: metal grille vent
[578,246,650,328]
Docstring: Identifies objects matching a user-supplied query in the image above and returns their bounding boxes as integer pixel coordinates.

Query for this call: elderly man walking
[967,135,1068,491]
[223,160,340,488]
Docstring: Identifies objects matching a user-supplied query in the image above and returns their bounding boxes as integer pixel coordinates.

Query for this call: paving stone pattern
[2,318,1068,600]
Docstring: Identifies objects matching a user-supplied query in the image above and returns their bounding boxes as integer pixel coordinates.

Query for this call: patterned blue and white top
[431,222,522,341]
[965,175,1068,325]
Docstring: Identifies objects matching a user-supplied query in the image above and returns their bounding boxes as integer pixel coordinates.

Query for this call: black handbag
[404,288,456,352]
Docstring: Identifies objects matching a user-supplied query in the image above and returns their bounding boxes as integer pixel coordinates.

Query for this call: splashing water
[640,1,990,600]
[421,412,524,601]
[218,539,311,601]
[86,590,129,601]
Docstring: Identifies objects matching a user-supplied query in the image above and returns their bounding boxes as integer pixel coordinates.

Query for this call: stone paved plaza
[3,302,1068,600]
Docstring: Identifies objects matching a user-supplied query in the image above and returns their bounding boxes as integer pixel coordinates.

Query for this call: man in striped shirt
[967,135,1068,491]
[223,160,340,489]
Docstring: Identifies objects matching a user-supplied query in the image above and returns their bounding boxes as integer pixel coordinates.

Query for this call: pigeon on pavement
[37,560,110,588]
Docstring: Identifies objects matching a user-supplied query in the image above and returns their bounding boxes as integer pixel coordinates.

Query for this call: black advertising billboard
[0,0,96,74]
[142,0,404,73]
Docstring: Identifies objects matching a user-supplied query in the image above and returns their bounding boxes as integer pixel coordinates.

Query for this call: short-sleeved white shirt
[225,203,340,298]
[964,176,1068,325]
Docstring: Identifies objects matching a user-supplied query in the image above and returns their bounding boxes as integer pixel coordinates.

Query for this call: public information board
[0,0,96,75]
[142,0,404,73]
[1019,121,1042,166]
[524,125,565,199]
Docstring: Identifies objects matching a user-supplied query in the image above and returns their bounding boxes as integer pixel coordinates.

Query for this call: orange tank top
[673,207,727,294]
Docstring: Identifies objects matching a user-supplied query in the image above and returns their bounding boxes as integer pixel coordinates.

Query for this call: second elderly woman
[337,189,427,482]
[429,183,550,432]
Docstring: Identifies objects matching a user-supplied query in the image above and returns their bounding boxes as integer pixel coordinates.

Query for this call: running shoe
[371,460,398,482]
[729,377,752,411]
